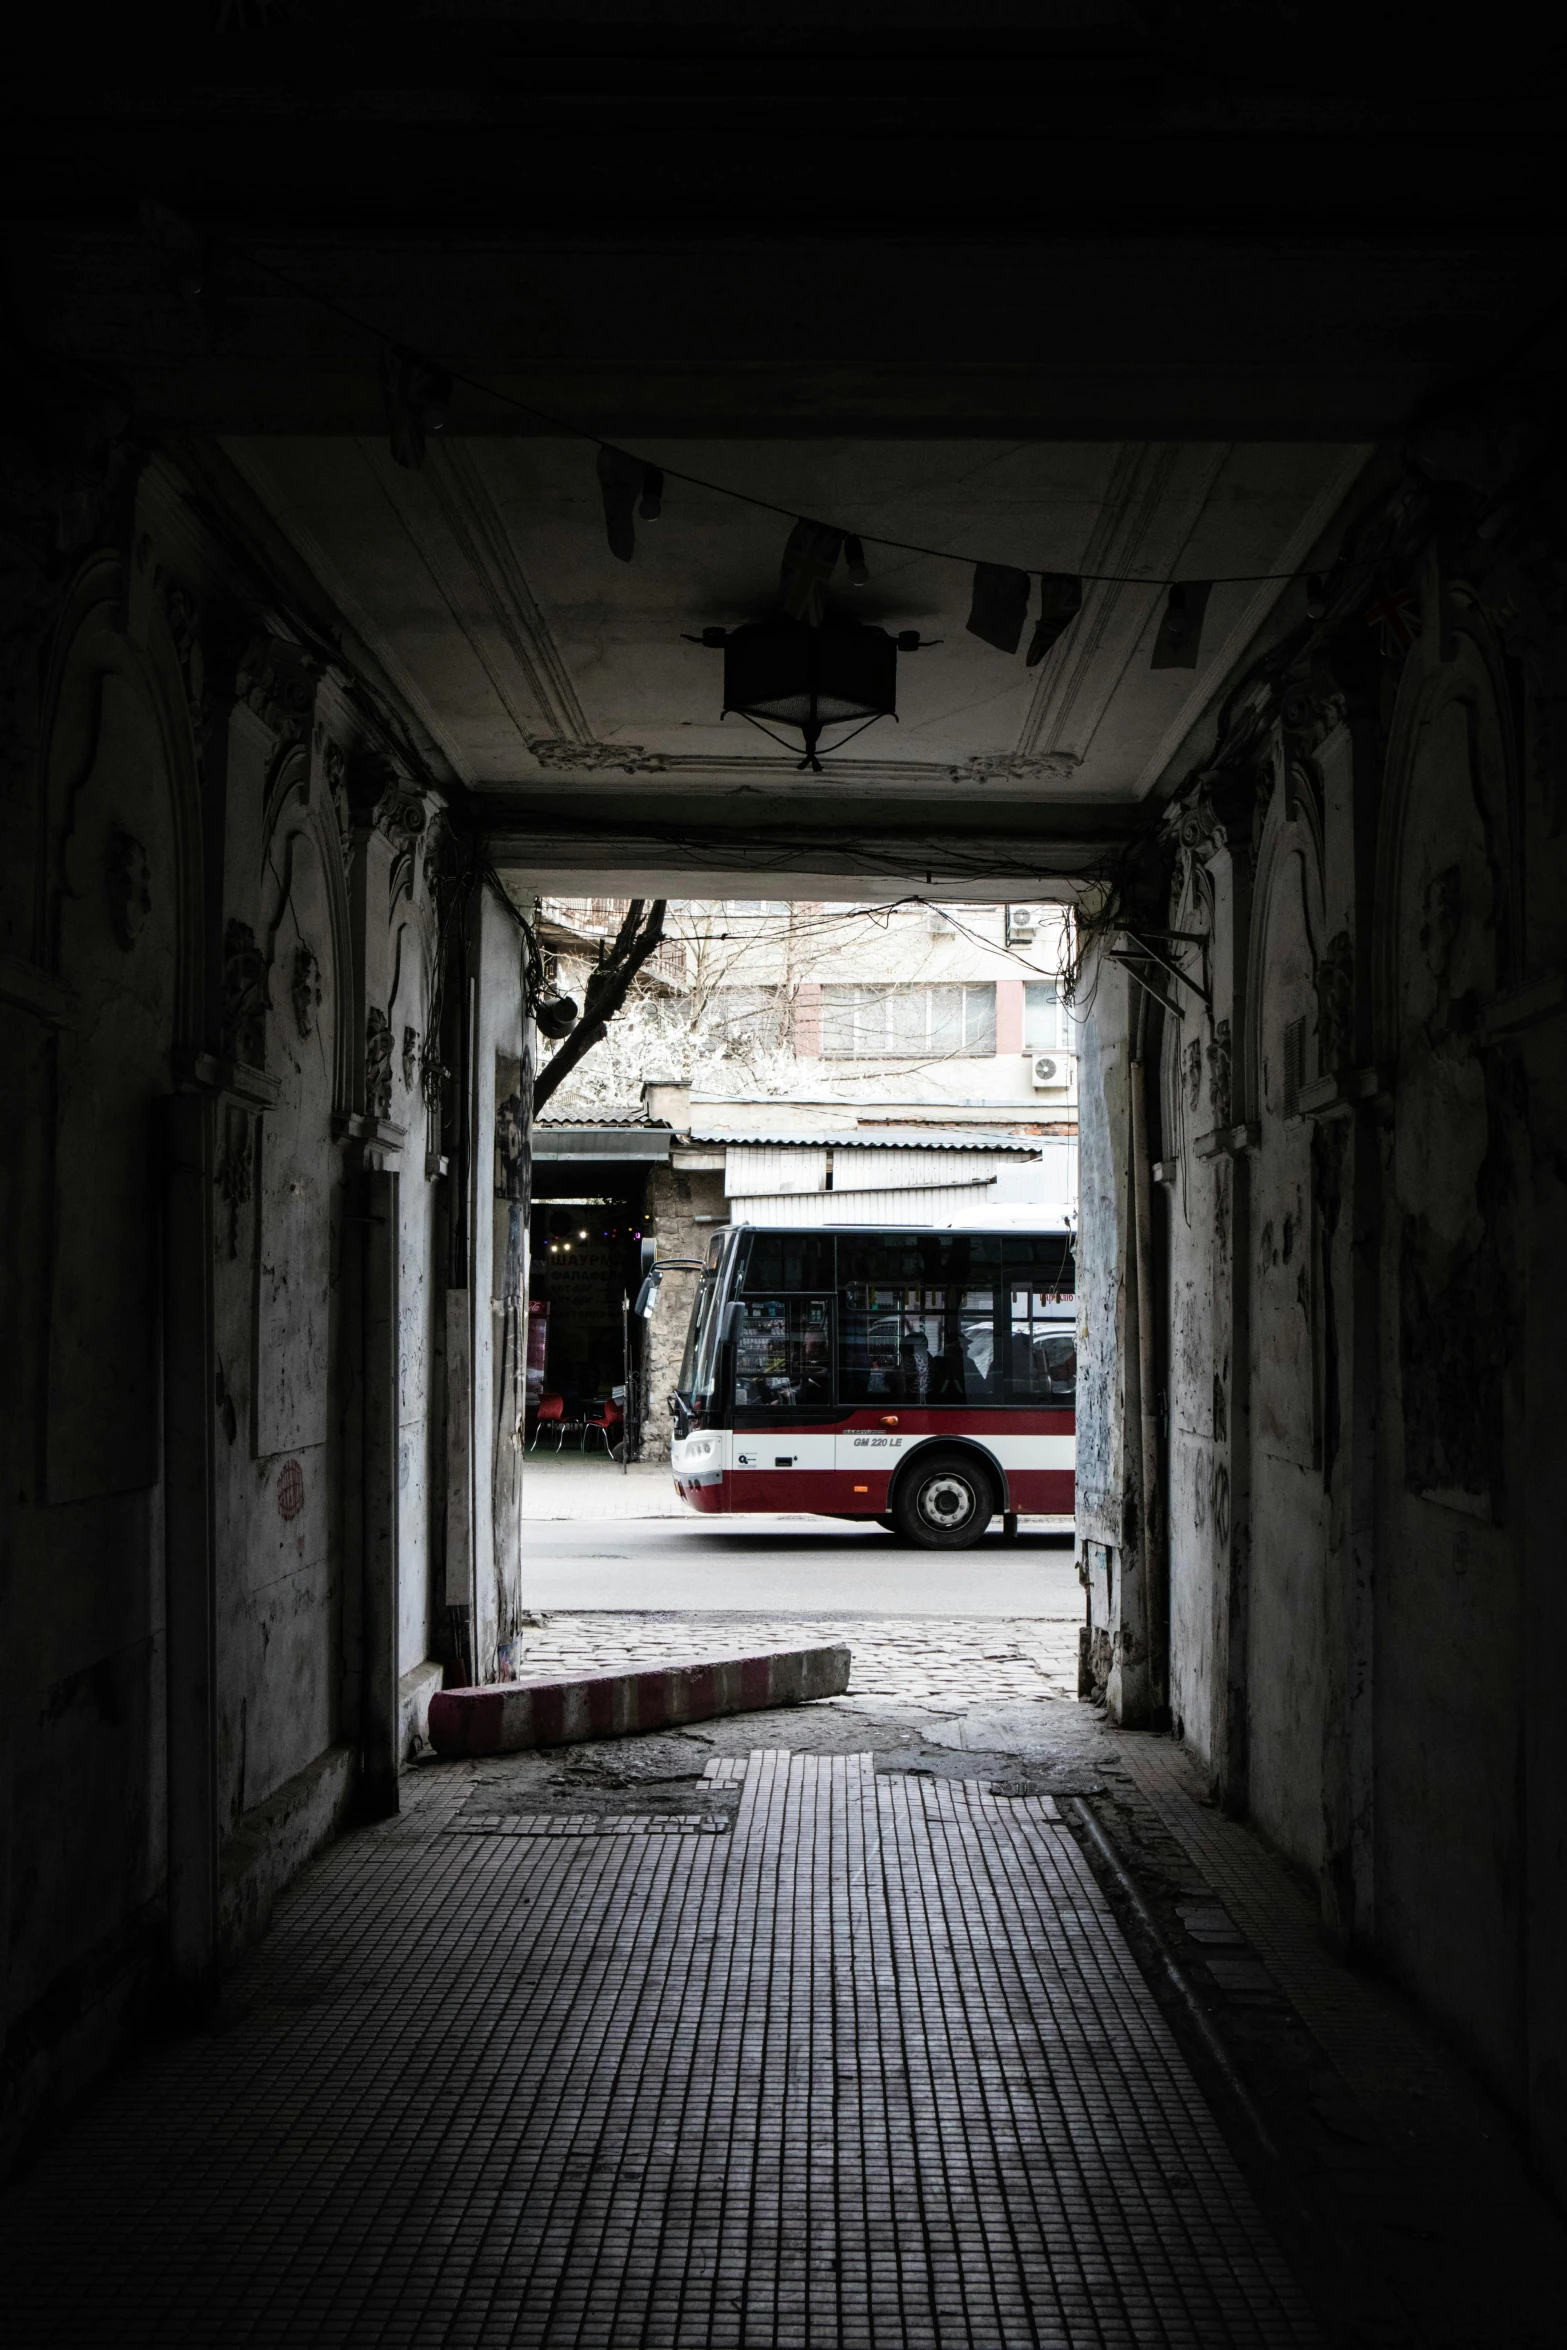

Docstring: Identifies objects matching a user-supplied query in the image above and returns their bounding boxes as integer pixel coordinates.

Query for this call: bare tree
[531,897,669,1112]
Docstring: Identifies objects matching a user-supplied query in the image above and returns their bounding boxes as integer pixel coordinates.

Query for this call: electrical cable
[123,210,1367,597]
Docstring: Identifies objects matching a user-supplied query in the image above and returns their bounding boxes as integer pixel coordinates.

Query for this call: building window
[1024,981,1066,1051]
[820,983,996,1060]
[714,987,783,1043]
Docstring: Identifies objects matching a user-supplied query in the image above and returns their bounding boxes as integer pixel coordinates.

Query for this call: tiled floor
[1,1743,1315,2348]
[6,1611,1562,2348]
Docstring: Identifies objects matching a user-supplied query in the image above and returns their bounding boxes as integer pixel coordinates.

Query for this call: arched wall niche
[1157,836,1221,1764]
[37,557,205,1502]
[1373,586,1519,1522]
[387,895,437,1134]
[1159,846,1213,1191]
[383,822,443,1677]
[1242,753,1332,1879]
[1244,759,1325,1127]
[1374,585,1519,1070]
[38,553,204,1043]
[252,737,351,1461]
[260,738,354,1123]
[1368,573,1530,2100]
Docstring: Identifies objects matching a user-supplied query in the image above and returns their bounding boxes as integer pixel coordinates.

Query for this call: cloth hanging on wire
[1150,581,1213,669]
[966,562,1031,653]
[597,447,651,561]
[380,347,451,471]
[1026,573,1083,666]
[779,521,845,625]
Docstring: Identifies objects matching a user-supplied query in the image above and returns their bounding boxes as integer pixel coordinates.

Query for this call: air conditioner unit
[1031,1054,1063,1089]
[1006,905,1039,944]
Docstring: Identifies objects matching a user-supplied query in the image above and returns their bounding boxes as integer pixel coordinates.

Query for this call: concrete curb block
[426,1643,852,1759]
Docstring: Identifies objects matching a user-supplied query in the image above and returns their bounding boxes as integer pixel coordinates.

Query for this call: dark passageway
[3,1626,1562,2346]
[4,4,1567,2343]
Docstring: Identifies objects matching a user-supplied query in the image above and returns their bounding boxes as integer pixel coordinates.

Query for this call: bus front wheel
[893,1449,995,1549]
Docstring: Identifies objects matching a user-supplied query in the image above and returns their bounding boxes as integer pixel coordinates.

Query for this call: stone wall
[0,439,506,2168]
[1078,441,1567,2201]
[639,1165,726,1459]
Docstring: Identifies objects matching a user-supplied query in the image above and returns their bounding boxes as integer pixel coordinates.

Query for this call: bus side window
[733,1297,835,1412]
[839,1282,995,1405]
[1041,1333,1077,1404]
[1004,1286,1077,1404]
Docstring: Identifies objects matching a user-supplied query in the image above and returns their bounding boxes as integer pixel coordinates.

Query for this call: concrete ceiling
[228,431,1367,860]
[16,7,1556,899]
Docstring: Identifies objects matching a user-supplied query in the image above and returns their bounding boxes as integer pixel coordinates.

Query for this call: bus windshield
[676,1234,737,1428]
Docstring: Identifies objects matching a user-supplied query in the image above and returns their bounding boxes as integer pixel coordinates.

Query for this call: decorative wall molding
[235,631,318,748]
[526,738,670,773]
[1017,441,1190,762]
[174,1048,282,1108]
[945,751,1082,784]
[0,950,77,1026]
[106,826,152,949]
[426,442,592,741]
[221,917,270,1067]
[365,1006,394,1121]
[1130,444,1373,800]
[1479,967,1567,1041]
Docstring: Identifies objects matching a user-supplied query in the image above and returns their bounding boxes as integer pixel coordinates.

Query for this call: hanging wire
[157,223,1360,596]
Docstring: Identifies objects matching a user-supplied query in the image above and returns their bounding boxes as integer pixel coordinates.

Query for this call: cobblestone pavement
[511,1611,1084,1713]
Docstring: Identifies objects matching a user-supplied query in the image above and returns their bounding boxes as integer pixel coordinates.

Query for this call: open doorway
[525,1167,652,1462]
[514,893,1082,1629]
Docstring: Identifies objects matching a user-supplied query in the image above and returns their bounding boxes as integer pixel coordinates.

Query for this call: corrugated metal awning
[730,1177,1000,1227]
[531,1127,672,1162]
[692,1125,1037,1154]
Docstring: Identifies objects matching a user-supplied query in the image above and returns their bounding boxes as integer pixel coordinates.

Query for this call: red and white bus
[666,1224,1075,1547]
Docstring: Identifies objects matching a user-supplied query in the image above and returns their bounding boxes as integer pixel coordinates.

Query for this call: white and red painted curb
[426,1643,852,1758]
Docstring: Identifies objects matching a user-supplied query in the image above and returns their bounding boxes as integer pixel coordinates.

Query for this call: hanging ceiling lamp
[697,617,927,772]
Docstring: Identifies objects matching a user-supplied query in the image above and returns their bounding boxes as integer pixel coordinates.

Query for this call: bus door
[832,1234,1003,1505]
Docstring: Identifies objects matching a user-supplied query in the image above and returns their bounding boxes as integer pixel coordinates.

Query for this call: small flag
[780,520,844,625]
[1026,573,1083,666]
[380,347,452,472]
[1364,585,1420,656]
[966,563,1031,654]
[597,447,645,561]
[1150,580,1212,670]
[845,534,870,587]
[638,464,664,521]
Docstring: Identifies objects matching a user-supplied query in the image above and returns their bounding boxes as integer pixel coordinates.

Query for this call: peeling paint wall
[1373,615,1529,2103]
[1246,792,1331,1879]
[470,894,530,1682]
[1074,953,1147,1718]
[1137,522,1567,2200]
[1,453,452,2165]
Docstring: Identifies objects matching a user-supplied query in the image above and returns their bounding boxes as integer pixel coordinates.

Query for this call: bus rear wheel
[893,1448,995,1549]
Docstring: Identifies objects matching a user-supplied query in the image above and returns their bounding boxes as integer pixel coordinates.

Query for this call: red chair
[582,1396,624,1455]
[529,1393,570,1450]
